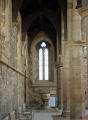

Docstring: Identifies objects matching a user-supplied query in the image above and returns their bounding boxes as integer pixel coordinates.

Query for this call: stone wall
[0,64,24,118]
[0,1,29,119]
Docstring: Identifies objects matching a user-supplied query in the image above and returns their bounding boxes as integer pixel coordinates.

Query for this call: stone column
[86,47,88,108]
[61,3,70,116]
[68,41,85,119]
[63,42,85,119]
[57,55,63,110]
[78,4,88,110]
[65,0,86,119]
[62,44,70,117]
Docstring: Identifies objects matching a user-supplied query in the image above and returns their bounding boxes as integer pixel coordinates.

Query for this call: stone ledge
[64,41,86,46]
[31,84,56,87]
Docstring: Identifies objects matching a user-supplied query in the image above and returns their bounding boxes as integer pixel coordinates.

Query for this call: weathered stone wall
[0,64,24,118]
[0,1,29,119]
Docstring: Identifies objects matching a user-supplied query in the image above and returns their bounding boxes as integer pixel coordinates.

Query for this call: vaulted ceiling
[12,0,67,54]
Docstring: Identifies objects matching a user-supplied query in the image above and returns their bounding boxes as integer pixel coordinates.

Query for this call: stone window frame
[29,32,55,84]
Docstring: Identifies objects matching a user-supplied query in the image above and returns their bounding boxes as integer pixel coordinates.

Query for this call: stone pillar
[62,41,86,119]
[78,3,88,110]
[67,41,85,119]
[86,47,88,109]
[65,0,86,119]
[62,44,70,117]
[57,55,63,110]
[61,2,71,116]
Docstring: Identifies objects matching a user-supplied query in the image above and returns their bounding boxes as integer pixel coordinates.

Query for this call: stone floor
[32,109,62,120]
[32,109,88,120]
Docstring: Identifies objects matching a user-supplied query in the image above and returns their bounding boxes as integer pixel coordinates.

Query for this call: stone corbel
[56,64,63,68]
[78,6,88,18]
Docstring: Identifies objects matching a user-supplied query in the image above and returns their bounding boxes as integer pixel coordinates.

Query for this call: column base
[62,110,70,117]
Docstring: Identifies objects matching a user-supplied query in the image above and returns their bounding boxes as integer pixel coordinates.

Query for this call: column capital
[56,55,63,68]
[78,6,88,19]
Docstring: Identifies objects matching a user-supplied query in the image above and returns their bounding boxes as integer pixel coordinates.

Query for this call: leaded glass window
[39,42,49,80]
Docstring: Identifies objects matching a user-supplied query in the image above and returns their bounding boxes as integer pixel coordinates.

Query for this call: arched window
[39,42,49,80]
